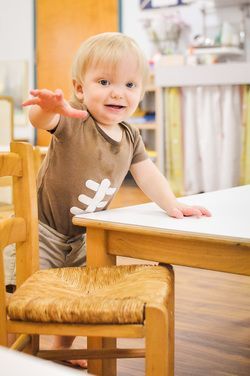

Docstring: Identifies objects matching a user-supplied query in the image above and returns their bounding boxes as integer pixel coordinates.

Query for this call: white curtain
[182,85,241,194]
[219,86,241,188]
[182,87,202,195]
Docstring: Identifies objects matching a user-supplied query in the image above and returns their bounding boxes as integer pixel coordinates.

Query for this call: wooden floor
[39,180,250,375]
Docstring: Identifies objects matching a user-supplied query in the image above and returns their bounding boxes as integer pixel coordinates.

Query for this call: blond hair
[71,32,149,105]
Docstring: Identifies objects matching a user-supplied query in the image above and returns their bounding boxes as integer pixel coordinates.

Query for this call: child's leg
[51,336,87,368]
[39,222,87,368]
[4,243,16,290]
[4,243,17,347]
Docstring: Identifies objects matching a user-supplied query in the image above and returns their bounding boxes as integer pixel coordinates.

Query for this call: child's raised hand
[22,89,88,119]
[166,202,211,219]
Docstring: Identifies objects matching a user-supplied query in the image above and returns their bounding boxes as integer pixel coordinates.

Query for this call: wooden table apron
[72,219,250,276]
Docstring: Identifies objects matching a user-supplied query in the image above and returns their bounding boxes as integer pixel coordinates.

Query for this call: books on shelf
[129,112,156,124]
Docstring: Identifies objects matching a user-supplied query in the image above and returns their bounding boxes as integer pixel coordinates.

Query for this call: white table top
[0,346,83,375]
[75,185,250,242]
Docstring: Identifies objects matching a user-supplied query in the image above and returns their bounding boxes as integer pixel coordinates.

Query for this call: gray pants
[4,221,86,285]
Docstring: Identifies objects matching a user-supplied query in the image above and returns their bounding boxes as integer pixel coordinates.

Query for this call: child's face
[77,53,143,127]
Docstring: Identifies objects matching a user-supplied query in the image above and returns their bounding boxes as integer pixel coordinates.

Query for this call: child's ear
[73,80,84,100]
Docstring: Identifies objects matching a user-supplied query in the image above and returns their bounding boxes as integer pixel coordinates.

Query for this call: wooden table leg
[87,228,117,376]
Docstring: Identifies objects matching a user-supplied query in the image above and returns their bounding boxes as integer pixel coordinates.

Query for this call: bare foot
[51,335,87,369]
[62,359,88,369]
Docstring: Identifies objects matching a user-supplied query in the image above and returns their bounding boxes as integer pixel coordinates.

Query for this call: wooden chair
[0,144,42,218]
[0,142,175,376]
[0,95,41,209]
[0,95,14,145]
[0,96,14,213]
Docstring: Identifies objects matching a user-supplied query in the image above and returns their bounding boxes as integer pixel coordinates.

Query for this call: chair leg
[31,334,40,355]
[87,337,117,376]
[145,268,175,376]
[11,334,31,351]
[11,334,40,355]
[145,305,174,376]
[0,330,8,347]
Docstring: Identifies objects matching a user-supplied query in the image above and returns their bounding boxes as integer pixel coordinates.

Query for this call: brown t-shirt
[37,113,148,237]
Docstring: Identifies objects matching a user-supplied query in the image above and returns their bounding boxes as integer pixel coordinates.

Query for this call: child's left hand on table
[165,201,212,219]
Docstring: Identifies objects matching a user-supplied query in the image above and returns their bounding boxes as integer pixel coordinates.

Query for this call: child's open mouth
[105,104,125,109]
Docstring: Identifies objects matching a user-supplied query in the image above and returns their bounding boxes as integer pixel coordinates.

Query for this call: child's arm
[22,89,88,130]
[130,158,211,219]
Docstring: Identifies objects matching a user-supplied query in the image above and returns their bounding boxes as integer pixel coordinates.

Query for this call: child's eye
[99,79,110,86]
[126,82,136,88]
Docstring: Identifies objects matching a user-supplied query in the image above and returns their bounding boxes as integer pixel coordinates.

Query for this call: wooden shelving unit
[155,61,250,87]
[129,75,161,167]
[130,122,157,130]
[192,46,244,57]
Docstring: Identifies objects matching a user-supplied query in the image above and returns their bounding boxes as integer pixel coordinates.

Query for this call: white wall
[0,0,34,86]
[121,0,250,61]
[121,0,152,58]
[0,0,34,142]
[121,0,202,59]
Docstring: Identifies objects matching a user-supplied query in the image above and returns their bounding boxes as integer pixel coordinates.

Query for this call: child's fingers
[181,207,202,217]
[170,208,184,219]
[29,89,41,96]
[67,109,89,119]
[29,89,55,99]
[22,98,41,107]
[168,205,211,219]
[194,206,212,217]
[54,89,63,99]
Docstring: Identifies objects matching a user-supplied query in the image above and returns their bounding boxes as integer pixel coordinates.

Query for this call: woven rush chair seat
[7,264,171,325]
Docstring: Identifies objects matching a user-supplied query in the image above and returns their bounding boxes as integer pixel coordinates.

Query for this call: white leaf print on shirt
[70,178,116,215]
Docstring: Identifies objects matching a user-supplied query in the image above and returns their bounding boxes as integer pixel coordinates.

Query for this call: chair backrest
[0,145,43,209]
[0,142,39,289]
[33,146,42,176]
[0,96,14,145]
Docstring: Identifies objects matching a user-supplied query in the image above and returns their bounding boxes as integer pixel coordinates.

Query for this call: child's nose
[110,87,123,99]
